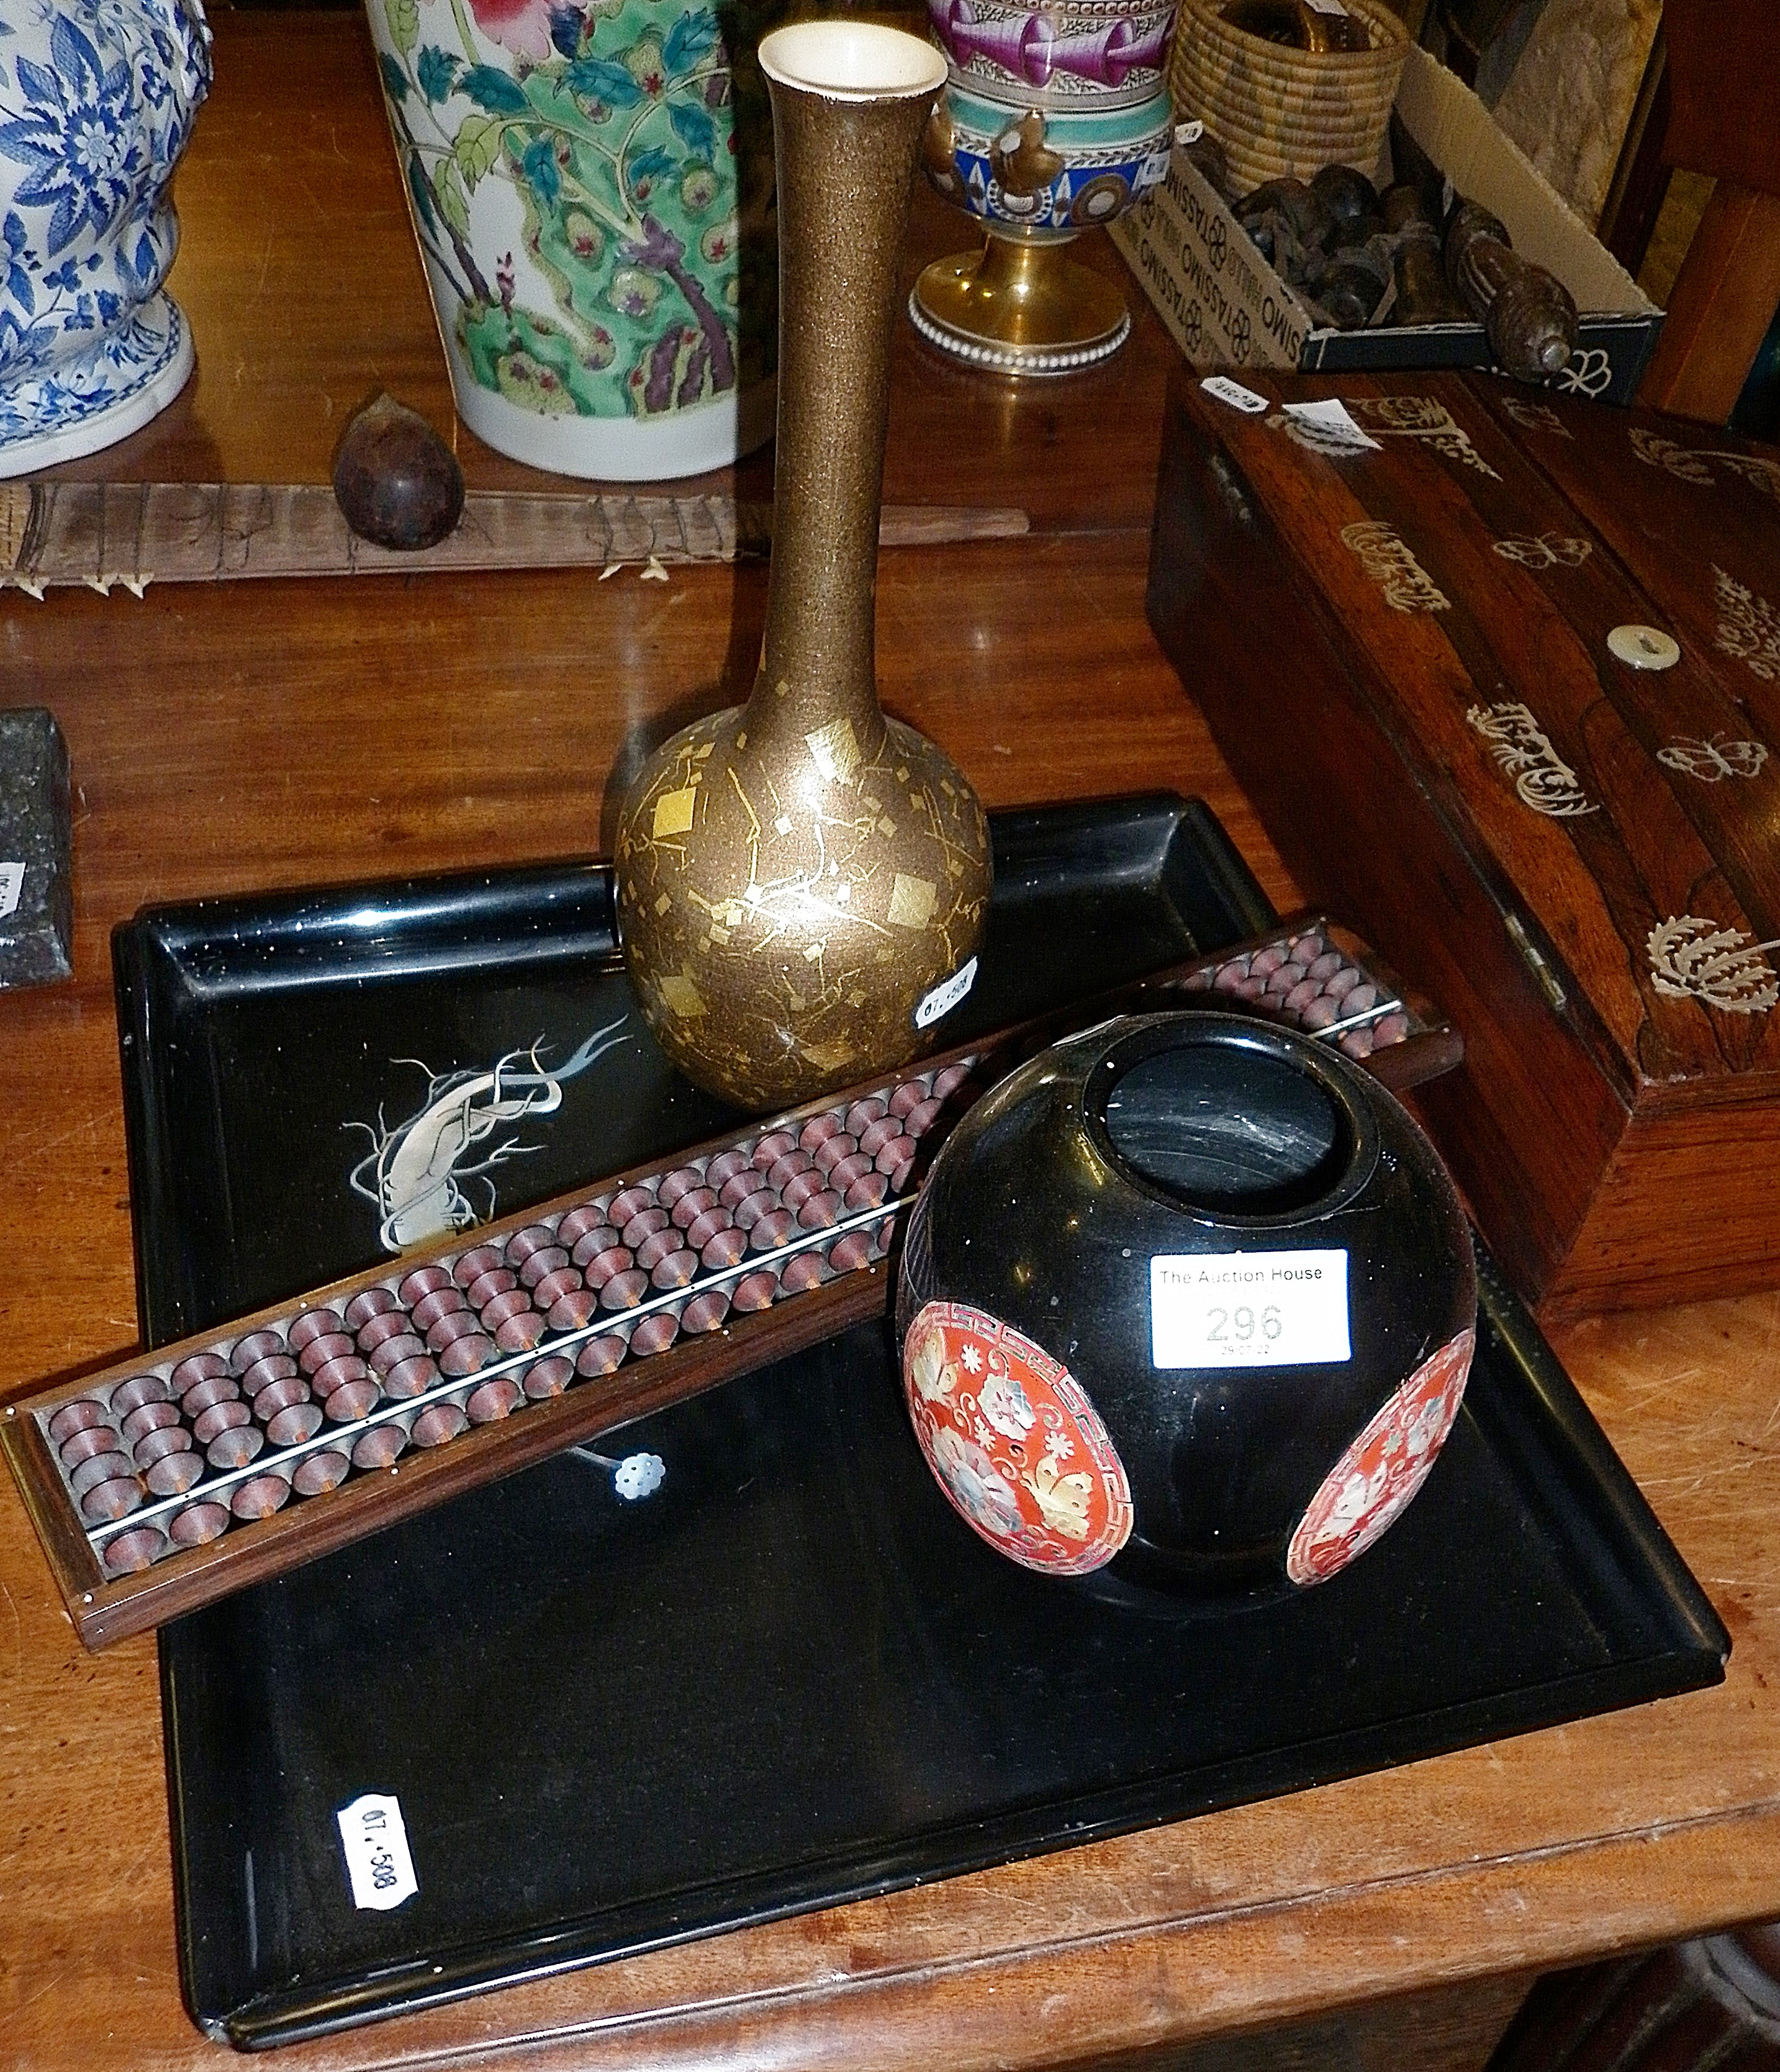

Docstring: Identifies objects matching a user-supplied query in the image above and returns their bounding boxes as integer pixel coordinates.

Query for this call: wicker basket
[1168,0,1407,194]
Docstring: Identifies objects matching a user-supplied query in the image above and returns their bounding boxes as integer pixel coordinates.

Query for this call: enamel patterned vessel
[362,0,780,477]
[897,1010,1476,1601]
[909,0,1176,372]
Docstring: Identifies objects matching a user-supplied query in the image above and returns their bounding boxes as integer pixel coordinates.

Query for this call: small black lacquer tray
[119,795,1727,2052]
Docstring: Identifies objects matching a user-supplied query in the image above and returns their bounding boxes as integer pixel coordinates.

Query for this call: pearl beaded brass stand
[909,230,1133,374]
[615,23,992,1112]
[2,919,1455,1650]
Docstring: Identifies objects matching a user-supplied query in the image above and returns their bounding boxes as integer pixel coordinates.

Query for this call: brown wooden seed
[332,392,465,551]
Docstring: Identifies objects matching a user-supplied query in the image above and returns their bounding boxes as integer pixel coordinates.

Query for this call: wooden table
[2,14,1778,2071]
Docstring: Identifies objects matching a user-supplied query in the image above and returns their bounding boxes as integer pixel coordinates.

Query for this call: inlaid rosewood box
[1149,368,1780,1315]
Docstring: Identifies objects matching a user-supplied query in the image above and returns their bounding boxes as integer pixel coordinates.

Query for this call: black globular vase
[895,1012,1476,1603]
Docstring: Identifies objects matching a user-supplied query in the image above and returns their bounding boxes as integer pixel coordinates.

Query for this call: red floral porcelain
[903,1299,1133,1575]
[1285,1327,1475,1588]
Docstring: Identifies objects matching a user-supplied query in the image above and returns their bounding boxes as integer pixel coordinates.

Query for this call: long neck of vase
[744,50,939,762]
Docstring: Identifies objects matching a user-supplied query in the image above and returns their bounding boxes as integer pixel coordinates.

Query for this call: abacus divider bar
[1318,996,1406,1040]
[82,1191,909,1545]
[1191,912,1417,1014]
[17,948,1072,1448]
[16,1032,982,1439]
[1316,918,1452,1039]
[1137,912,1461,1072]
[70,1258,893,1649]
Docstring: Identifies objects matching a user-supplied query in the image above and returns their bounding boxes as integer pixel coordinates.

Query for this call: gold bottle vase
[615,22,993,1113]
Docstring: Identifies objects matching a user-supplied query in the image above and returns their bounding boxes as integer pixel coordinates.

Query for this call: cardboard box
[1111,45,1662,403]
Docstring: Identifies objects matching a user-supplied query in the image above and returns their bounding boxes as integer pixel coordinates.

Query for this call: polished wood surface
[1149,366,1780,1315]
[1638,182,1780,424]
[1656,0,1780,203]
[2,14,1779,2071]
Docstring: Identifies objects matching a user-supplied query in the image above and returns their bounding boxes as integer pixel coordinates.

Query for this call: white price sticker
[1281,399,1381,452]
[1201,376,1270,415]
[0,863,21,921]
[1150,1250,1351,1369]
[336,1793,418,1911]
[915,955,977,1030]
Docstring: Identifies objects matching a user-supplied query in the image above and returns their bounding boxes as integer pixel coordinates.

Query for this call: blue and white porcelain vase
[0,0,210,477]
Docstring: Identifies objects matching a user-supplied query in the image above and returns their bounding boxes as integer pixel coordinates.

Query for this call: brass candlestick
[614,22,993,1111]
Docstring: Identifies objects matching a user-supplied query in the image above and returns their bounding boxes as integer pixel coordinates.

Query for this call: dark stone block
[0,706,73,988]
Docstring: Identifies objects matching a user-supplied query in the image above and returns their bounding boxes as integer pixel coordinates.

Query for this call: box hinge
[1504,912,1568,1014]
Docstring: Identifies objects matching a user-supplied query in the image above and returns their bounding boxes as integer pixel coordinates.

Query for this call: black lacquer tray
[117,793,1268,1338]
[118,795,1727,2051]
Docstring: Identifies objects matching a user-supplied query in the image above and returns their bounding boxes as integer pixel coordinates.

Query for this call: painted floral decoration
[0,0,210,446]
[370,0,779,423]
[903,1300,1135,1577]
[1285,1327,1474,1587]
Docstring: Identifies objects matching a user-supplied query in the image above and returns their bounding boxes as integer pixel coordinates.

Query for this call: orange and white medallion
[903,1300,1134,1575]
[1285,1327,1475,1587]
